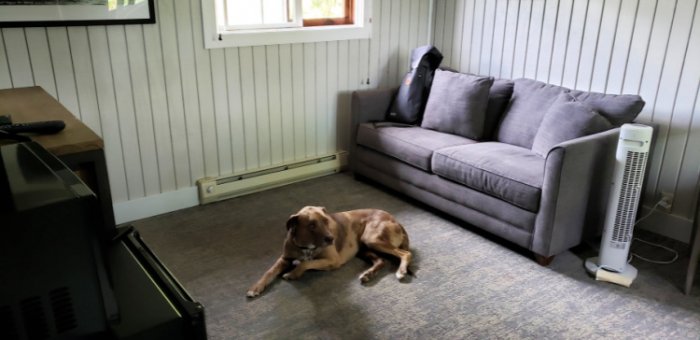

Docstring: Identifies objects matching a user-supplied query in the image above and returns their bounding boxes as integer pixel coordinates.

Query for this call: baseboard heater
[196,152,347,205]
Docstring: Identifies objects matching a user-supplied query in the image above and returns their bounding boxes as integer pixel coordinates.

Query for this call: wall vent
[49,287,77,334]
[197,152,347,204]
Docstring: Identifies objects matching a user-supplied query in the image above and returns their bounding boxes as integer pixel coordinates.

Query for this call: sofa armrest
[351,87,397,124]
[531,128,621,257]
[349,87,397,167]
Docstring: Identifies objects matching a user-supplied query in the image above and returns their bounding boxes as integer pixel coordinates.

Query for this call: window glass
[302,0,347,19]
[226,0,296,28]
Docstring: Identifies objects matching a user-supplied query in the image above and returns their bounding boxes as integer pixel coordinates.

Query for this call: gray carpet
[132,173,700,339]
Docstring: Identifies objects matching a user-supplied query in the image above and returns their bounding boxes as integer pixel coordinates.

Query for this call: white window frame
[202,0,372,49]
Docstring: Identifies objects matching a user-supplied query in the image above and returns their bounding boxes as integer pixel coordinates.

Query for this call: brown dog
[246,206,412,298]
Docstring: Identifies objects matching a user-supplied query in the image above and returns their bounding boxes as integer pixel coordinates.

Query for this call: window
[202,0,371,48]
[225,0,354,30]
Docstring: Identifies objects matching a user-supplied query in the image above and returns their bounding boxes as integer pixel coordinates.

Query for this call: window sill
[210,24,371,48]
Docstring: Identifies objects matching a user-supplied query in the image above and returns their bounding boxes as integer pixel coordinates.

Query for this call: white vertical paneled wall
[0,0,432,222]
[433,0,700,241]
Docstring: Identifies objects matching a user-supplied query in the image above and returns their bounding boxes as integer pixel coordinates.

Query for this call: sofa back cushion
[495,79,567,148]
[483,79,514,140]
[569,90,645,126]
[421,70,494,140]
[496,78,644,148]
[531,93,614,157]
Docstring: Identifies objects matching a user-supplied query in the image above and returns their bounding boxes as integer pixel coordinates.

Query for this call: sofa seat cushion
[432,142,545,212]
[356,123,477,171]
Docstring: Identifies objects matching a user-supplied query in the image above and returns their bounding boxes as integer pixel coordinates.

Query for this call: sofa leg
[534,254,555,266]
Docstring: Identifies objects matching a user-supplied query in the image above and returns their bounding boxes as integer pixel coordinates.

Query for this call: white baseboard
[113,186,198,225]
[636,205,693,243]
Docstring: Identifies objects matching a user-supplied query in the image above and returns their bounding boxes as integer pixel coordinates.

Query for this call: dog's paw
[282,272,297,280]
[396,270,407,280]
[246,288,262,298]
[359,273,371,283]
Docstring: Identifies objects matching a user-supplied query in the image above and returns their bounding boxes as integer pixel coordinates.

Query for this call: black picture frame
[0,0,156,27]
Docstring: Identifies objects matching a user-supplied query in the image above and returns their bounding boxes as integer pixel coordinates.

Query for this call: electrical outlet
[659,192,674,211]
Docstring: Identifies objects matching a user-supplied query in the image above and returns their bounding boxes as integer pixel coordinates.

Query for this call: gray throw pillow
[421,70,494,139]
[531,93,614,157]
[483,79,514,140]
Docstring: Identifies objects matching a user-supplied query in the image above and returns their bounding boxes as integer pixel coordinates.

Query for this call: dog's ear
[286,214,299,230]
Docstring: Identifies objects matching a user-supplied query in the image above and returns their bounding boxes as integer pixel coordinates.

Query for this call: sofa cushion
[483,79,514,140]
[495,79,567,148]
[531,93,614,157]
[432,142,545,212]
[495,78,644,148]
[569,90,645,126]
[421,70,494,139]
[356,123,476,171]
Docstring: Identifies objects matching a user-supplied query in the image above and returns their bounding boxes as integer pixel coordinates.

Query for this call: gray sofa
[350,74,645,264]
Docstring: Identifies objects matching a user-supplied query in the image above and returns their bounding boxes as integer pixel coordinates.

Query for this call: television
[0,142,116,339]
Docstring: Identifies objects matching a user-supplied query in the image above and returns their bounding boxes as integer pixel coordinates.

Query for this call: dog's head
[286,206,335,250]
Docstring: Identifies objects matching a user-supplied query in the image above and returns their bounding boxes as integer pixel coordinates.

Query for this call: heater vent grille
[610,150,648,248]
[197,152,347,205]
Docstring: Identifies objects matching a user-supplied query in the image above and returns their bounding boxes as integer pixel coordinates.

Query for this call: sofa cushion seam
[433,152,543,191]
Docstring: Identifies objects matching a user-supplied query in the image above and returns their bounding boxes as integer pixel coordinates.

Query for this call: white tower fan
[585,123,653,287]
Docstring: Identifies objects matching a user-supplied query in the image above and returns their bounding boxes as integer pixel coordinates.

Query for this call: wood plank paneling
[224,47,247,173]
[142,20,177,193]
[87,26,128,202]
[432,0,700,236]
[67,27,102,135]
[174,0,205,181]
[108,25,146,200]
[238,46,260,169]
[291,43,306,160]
[0,0,431,217]
[252,45,272,166]
[46,28,81,118]
[157,0,191,189]
[3,28,34,87]
[125,25,160,197]
[266,45,284,165]
[25,28,57,98]
[210,48,233,174]
[278,44,295,163]
[0,31,11,89]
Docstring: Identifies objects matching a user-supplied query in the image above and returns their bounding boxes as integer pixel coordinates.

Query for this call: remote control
[0,120,66,134]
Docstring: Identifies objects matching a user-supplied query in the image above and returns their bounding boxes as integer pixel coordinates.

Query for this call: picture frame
[0,0,156,27]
